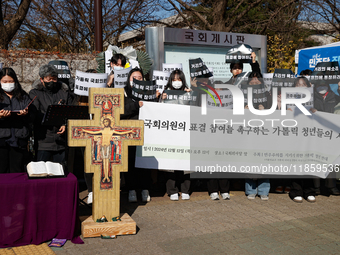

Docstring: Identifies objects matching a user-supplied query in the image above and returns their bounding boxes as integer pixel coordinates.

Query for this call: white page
[46,162,64,176]
[27,161,47,175]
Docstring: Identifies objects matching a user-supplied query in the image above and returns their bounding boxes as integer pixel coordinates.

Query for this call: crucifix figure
[82,116,133,184]
[68,88,143,221]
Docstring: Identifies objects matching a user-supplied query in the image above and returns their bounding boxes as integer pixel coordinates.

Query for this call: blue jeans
[245,179,270,196]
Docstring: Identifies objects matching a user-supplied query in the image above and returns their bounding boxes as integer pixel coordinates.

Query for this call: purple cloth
[0,172,84,247]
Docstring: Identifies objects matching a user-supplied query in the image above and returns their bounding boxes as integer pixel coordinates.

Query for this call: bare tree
[301,0,340,38]
[158,0,302,35]
[0,0,32,49]
[17,0,161,53]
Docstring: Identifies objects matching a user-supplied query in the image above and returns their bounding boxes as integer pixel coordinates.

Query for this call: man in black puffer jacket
[29,65,72,163]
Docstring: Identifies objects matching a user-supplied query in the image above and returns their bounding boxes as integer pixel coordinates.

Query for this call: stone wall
[0,50,98,92]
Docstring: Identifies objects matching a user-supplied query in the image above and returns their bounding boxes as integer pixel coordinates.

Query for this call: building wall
[0,50,98,92]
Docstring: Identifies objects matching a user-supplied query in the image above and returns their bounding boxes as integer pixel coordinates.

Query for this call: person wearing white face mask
[160,70,192,201]
[0,67,32,173]
[107,54,127,88]
[161,69,191,101]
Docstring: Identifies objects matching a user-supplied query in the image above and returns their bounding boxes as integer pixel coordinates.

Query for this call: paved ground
[52,186,340,255]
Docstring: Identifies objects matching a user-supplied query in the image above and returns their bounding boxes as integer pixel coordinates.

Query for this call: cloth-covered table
[0,172,83,248]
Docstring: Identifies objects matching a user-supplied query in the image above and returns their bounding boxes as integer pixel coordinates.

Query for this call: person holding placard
[242,72,270,201]
[121,67,152,203]
[283,77,316,202]
[227,52,260,85]
[107,54,127,88]
[0,67,32,173]
[74,69,97,204]
[242,72,269,110]
[29,65,72,164]
[310,79,340,197]
[161,69,191,100]
[161,70,191,201]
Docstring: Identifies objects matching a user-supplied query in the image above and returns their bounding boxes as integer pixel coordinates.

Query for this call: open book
[27,161,64,177]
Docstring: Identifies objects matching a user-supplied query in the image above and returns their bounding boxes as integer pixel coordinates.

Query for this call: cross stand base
[81,213,136,238]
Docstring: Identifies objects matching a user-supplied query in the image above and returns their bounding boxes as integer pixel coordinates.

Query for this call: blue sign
[298,46,340,74]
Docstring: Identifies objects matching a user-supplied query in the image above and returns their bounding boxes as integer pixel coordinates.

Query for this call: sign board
[146,27,267,85]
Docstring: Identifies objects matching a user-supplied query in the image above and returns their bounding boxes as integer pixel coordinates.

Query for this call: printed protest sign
[105,50,113,74]
[263,73,273,91]
[137,102,340,179]
[131,79,157,101]
[162,90,199,106]
[114,67,132,88]
[162,63,183,72]
[207,89,233,109]
[286,87,314,111]
[153,70,170,94]
[74,71,108,96]
[49,60,71,79]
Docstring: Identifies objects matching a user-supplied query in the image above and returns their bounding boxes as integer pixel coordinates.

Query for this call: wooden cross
[68,88,143,221]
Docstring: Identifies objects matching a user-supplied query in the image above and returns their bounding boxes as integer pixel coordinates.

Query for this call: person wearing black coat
[226,52,261,85]
[160,70,192,201]
[0,68,32,173]
[121,68,152,203]
[310,80,340,196]
[29,64,72,163]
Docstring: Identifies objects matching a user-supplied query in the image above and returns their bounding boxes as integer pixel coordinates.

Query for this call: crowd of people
[1,51,339,206]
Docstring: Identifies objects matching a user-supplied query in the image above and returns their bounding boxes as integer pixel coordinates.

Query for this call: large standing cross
[68,88,143,221]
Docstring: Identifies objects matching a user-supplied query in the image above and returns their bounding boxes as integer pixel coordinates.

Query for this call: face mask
[113,66,124,71]
[44,81,59,92]
[130,81,134,86]
[316,86,328,94]
[1,83,15,92]
[172,81,183,89]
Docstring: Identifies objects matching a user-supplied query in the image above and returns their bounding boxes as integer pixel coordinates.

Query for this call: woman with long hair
[0,67,32,173]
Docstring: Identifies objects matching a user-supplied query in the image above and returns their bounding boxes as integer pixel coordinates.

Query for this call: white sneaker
[128,190,137,202]
[260,195,269,201]
[293,196,303,203]
[170,193,179,201]
[181,193,190,200]
[221,193,230,200]
[87,192,93,204]
[307,196,316,203]
[210,192,220,200]
[247,194,256,200]
[141,190,151,202]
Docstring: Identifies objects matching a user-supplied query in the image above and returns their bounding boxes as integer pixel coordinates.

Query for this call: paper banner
[189,58,212,79]
[113,67,132,88]
[152,70,171,93]
[286,87,314,111]
[74,71,108,96]
[225,44,253,64]
[263,73,273,91]
[136,102,340,179]
[161,90,199,106]
[162,63,183,72]
[207,89,233,109]
[105,50,113,74]
[49,60,71,79]
[131,79,157,101]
